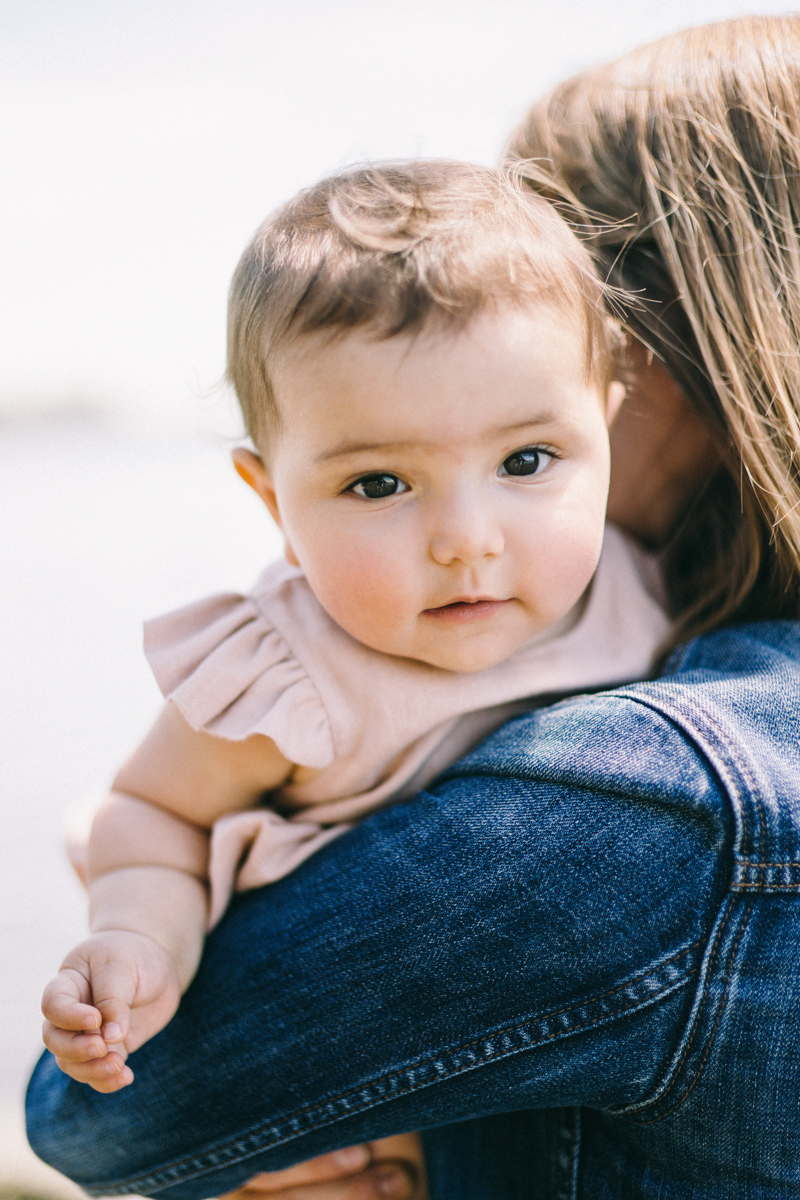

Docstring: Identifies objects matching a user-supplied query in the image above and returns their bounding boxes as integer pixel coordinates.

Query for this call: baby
[42,161,669,1092]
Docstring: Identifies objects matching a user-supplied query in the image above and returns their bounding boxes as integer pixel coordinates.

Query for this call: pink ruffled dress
[144,524,670,927]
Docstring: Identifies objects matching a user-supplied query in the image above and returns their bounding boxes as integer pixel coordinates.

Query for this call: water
[0,417,283,1188]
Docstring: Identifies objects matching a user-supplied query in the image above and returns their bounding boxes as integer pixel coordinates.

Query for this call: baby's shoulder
[142,559,420,769]
[142,560,348,768]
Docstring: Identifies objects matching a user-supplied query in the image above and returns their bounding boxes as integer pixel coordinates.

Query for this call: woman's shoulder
[449,619,800,872]
[630,620,800,856]
[460,619,800,769]
[625,618,800,754]
[664,617,800,675]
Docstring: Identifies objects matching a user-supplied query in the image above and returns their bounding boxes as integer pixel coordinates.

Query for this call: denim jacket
[26,621,800,1198]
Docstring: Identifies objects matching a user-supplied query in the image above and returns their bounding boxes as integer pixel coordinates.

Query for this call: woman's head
[508,15,800,644]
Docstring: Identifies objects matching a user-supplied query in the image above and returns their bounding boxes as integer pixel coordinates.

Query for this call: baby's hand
[41,930,181,1093]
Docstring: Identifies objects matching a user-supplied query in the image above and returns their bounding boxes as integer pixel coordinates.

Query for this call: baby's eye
[498,448,554,478]
[349,473,409,499]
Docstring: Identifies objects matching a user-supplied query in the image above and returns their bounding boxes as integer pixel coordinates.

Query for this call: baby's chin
[339,604,560,673]
[413,649,522,674]
[397,630,544,674]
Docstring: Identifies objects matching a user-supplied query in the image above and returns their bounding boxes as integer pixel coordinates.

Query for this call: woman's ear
[605,380,626,427]
[231,448,300,567]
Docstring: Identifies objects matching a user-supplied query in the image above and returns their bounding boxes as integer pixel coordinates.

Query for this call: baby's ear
[231,448,300,567]
[605,380,626,427]
[232,448,280,523]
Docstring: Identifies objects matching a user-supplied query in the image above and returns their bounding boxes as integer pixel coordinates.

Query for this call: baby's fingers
[42,1016,134,1093]
[60,941,140,1046]
[41,968,102,1033]
[53,1048,134,1094]
[41,1018,119,1064]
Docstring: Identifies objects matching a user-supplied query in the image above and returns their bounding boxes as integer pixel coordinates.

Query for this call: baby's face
[252,305,620,673]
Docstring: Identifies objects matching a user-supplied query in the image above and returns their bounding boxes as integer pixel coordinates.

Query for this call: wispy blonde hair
[228,160,615,448]
[508,15,800,645]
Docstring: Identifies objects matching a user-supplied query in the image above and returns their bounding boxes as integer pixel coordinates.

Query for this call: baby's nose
[429,501,505,566]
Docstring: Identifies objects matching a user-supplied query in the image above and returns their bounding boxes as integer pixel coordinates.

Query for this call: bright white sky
[0,0,790,432]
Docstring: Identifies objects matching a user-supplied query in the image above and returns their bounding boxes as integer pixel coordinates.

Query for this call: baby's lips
[422,598,510,623]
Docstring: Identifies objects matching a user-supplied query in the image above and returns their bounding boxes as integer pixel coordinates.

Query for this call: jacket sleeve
[26,693,732,1200]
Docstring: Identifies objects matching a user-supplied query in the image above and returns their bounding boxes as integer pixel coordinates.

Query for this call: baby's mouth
[421,598,510,624]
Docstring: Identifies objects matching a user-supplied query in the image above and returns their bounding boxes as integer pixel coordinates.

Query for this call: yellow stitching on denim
[112,947,701,1190]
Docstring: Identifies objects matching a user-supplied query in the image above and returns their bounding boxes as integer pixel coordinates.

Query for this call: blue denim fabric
[26,622,800,1198]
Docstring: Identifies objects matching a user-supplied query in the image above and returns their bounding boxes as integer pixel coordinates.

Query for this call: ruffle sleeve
[143,593,334,769]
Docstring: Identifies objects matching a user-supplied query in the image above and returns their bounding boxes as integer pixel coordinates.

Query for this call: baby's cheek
[514,506,605,621]
[304,540,417,651]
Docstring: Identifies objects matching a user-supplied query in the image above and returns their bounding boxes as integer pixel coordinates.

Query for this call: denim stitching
[735,860,800,867]
[732,858,800,890]
[632,900,753,1125]
[656,694,800,891]
[93,976,692,1197]
[214,943,700,1122]
[611,899,740,1118]
[636,690,800,889]
[689,700,765,857]
[553,1108,581,1200]
[731,882,800,891]
[93,685,758,1195]
[90,950,698,1195]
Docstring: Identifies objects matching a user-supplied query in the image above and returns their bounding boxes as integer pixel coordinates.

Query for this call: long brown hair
[508,16,800,645]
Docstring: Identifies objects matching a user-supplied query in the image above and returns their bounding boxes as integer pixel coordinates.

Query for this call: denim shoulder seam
[622,688,800,893]
[616,689,762,862]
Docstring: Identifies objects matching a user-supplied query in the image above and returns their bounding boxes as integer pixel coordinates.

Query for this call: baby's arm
[41,702,292,1092]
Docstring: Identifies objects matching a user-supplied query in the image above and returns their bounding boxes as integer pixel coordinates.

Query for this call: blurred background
[0,0,787,1191]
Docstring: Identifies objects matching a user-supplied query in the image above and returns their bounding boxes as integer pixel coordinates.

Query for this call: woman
[27,15,800,1198]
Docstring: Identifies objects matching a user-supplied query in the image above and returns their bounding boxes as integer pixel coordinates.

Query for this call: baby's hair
[227,160,616,448]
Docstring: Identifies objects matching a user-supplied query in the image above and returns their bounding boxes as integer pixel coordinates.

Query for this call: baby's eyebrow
[316,416,563,463]
[315,440,417,463]
[494,415,560,434]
